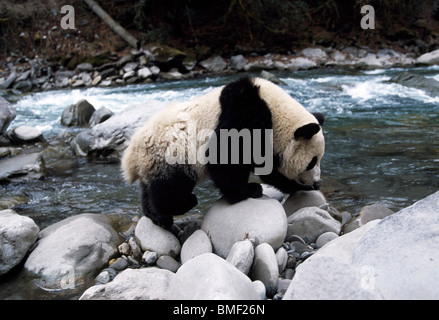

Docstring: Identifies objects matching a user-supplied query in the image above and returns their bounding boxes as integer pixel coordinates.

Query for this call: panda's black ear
[294,123,321,140]
[312,113,325,125]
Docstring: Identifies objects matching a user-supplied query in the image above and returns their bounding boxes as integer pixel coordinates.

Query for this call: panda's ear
[312,113,325,125]
[294,123,321,140]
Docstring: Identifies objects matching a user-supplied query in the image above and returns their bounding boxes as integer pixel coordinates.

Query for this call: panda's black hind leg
[140,167,198,229]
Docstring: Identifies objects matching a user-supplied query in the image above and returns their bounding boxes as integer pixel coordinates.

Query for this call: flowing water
[2,67,439,228]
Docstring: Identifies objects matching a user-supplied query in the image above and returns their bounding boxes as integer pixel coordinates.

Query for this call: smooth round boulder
[201,196,287,258]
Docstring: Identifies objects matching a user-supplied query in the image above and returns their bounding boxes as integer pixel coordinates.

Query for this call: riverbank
[2,42,439,95]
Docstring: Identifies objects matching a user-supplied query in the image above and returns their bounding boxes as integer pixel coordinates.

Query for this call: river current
[2,67,439,228]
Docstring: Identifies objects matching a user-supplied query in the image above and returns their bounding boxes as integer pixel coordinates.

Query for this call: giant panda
[121,77,325,229]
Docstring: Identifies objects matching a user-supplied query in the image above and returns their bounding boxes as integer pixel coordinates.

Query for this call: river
[2,67,439,228]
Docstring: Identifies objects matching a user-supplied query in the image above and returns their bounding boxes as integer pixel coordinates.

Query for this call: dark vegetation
[1,0,439,61]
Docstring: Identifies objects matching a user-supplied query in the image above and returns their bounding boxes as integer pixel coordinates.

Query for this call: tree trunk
[84,0,139,49]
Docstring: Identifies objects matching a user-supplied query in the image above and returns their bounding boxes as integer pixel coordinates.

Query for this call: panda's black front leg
[208,163,262,204]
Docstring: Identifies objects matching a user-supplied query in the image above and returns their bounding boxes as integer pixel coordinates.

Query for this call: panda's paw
[247,183,263,199]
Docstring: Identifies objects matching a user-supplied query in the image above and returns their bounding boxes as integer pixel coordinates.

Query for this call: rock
[389,72,439,96]
[92,75,102,86]
[226,239,254,275]
[144,43,187,71]
[0,68,16,89]
[301,48,328,64]
[259,70,286,85]
[0,209,39,275]
[61,99,96,127]
[24,213,122,290]
[287,207,341,243]
[167,253,261,300]
[123,62,138,73]
[156,255,181,272]
[283,220,381,300]
[201,196,287,258]
[344,203,394,234]
[109,257,129,271]
[286,57,317,70]
[80,267,174,300]
[315,231,339,248]
[128,237,142,260]
[8,126,43,143]
[251,243,279,297]
[76,63,93,72]
[283,190,327,216]
[123,70,136,80]
[200,55,228,72]
[134,216,181,258]
[275,247,288,273]
[0,96,16,134]
[71,100,166,157]
[13,79,33,92]
[230,55,248,71]
[416,49,439,65]
[137,67,152,79]
[180,229,212,264]
[142,251,159,266]
[0,152,46,182]
[351,191,439,299]
[88,106,114,127]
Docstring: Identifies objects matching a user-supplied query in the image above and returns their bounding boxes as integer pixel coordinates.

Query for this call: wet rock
[134,216,181,258]
[61,99,96,127]
[259,70,286,85]
[200,56,228,72]
[71,100,166,157]
[13,79,33,92]
[283,190,327,216]
[180,229,212,264]
[226,239,254,275]
[24,213,122,290]
[80,267,174,300]
[389,72,439,96]
[287,207,341,243]
[416,49,439,65]
[201,196,287,258]
[88,106,114,127]
[167,253,261,300]
[0,152,46,182]
[252,243,279,297]
[0,209,39,275]
[8,125,43,143]
[0,96,16,134]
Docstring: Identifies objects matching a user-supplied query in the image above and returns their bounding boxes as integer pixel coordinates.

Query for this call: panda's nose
[312,182,320,190]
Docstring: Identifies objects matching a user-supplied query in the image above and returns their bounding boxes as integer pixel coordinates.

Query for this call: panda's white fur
[121,77,324,190]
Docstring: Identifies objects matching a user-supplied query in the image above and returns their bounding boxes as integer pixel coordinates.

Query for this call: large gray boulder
[0,96,16,134]
[284,190,439,300]
[167,253,262,300]
[61,99,96,127]
[71,100,166,157]
[0,152,46,182]
[416,49,439,65]
[0,209,39,275]
[80,267,174,300]
[201,196,287,258]
[24,214,122,290]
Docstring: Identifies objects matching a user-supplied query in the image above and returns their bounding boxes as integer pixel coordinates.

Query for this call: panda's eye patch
[306,156,318,171]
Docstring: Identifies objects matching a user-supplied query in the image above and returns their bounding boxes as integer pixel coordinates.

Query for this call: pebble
[109,257,129,271]
[316,232,339,248]
[142,251,159,266]
[156,255,181,273]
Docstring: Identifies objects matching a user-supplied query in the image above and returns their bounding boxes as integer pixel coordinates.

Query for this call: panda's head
[279,113,325,189]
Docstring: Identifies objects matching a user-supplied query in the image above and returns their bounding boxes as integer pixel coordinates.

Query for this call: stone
[200,56,228,72]
[167,253,261,300]
[0,152,46,182]
[0,68,16,89]
[144,43,187,71]
[8,126,43,143]
[275,247,288,273]
[13,80,32,92]
[0,96,16,134]
[61,99,96,127]
[352,191,439,299]
[416,49,439,65]
[230,55,248,71]
[389,72,439,96]
[315,231,339,248]
[301,48,328,64]
[156,255,181,272]
[344,203,394,234]
[80,267,174,300]
[109,257,128,271]
[252,243,279,297]
[226,239,254,275]
[123,62,138,72]
[0,209,39,275]
[137,67,152,79]
[287,206,341,243]
[201,196,287,258]
[134,216,181,258]
[283,190,327,216]
[24,213,122,290]
[88,106,114,127]
[71,100,167,157]
[143,251,159,266]
[286,57,317,70]
[180,229,212,264]
[259,70,286,85]
[76,63,93,72]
